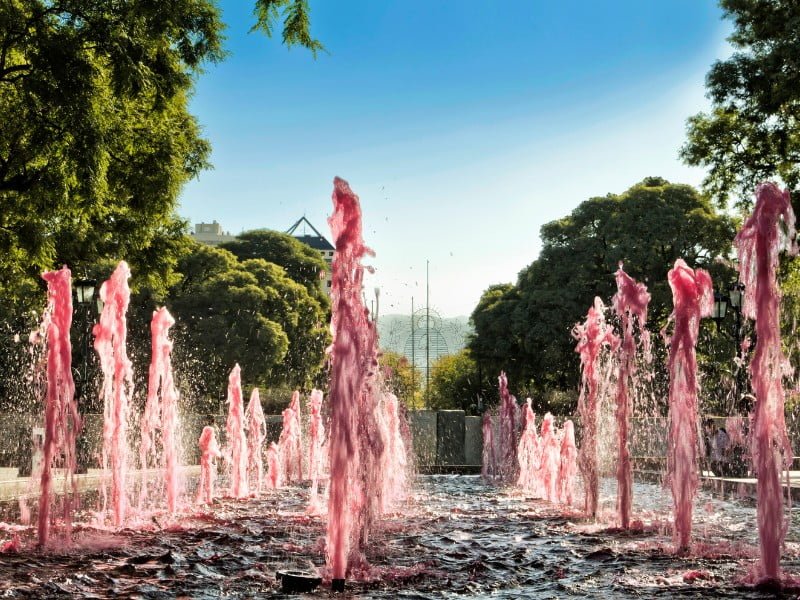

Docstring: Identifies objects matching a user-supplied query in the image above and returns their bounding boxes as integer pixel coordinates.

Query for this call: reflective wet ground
[0,475,799,598]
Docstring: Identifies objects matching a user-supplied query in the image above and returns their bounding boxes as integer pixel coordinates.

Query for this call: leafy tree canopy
[166,239,329,409]
[681,0,800,209]
[220,229,330,308]
[427,349,485,414]
[378,350,420,408]
[0,0,321,306]
[470,178,736,396]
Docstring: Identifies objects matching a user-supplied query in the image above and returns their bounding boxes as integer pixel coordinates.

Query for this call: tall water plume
[94,261,134,526]
[665,258,713,551]
[735,182,797,582]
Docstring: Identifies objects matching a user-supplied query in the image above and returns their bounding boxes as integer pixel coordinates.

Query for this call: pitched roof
[286,216,335,251]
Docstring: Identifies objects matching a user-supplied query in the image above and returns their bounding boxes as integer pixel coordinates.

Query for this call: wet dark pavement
[0,475,798,598]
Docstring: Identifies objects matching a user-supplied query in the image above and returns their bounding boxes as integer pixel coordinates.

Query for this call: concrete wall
[408,410,437,466]
[464,416,483,465]
[436,410,465,465]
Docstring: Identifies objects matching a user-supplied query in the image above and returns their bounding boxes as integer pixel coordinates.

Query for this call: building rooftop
[286,216,334,252]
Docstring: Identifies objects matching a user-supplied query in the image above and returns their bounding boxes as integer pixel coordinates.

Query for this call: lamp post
[73,278,98,473]
[728,282,746,412]
[710,285,747,414]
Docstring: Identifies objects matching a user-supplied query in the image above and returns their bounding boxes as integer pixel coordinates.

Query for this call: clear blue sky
[179,0,731,317]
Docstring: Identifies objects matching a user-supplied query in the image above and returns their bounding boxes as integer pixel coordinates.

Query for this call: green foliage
[252,0,325,57]
[681,0,800,209]
[378,350,420,407]
[0,0,224,301]
[468,283,523,388]
[220,229,330,309]
[470,178,736,394]
[427,349,484,414]
[165,239,329,409]
[0,0,323,305]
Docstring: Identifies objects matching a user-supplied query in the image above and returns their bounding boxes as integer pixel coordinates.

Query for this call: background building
[192,217,335,295]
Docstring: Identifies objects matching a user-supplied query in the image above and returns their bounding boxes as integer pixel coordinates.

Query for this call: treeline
[464,0,800,415]
[0,1,325,414]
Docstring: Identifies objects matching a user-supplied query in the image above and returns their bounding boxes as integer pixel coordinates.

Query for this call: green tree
[681,0,800,209]
[0,0,321,305]
[166,239,328,409]
[220,229,330,307]
[468,284,523,390]
[470,178,736,395]
[378,350,420,407]
[427,349,483,414]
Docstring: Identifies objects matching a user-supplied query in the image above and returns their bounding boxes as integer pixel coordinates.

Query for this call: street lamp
[711,292,728,325]
[728,282,746,412]
[73,278,97,473]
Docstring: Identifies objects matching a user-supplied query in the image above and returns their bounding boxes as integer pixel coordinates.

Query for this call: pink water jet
[498,372,520,484]
[611,264,651,529]
[307,389,325,506]
[94,261,134,527]
[735,182,797,582]
[481,411,498,482]
[379,392,407,512]
[278,391,304,483]
[224,364,248,498]
[197,426,222,504]
[573,297,619,518]
[516,399,539,493]
[245,388,266,495]
[266,442,283,489]
[38,266,81,547]
[538,413,560,503]
[139,307,182,514]
[558,420,578,506]
[325,176,380,587]
[665,258,713,551]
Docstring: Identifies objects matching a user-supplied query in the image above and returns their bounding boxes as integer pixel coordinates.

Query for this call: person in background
[704,418,730,477]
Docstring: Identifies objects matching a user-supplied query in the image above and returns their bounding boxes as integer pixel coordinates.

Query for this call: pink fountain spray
[573,297,619,518]
[380,392,408,513]
[665,258,713,551]
[326,176,380,591]
[38,266,81,547]
[197,426,222,504]
[139,307,182,514]
[611,264,651,529]
[94,261,134,527]
[516,399,539,493]
[246,388,266,495]
[266,442,283,490]
[481,411,497,482]
[279,391,304,483]
[735,183,797,583]
[307,389,325,510]
[538,413,560,503]
[498,372,520,483]
[558,420,578,506]
[225,364,248,499]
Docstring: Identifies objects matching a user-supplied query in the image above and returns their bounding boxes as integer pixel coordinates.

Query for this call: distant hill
[376,312,472,369]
